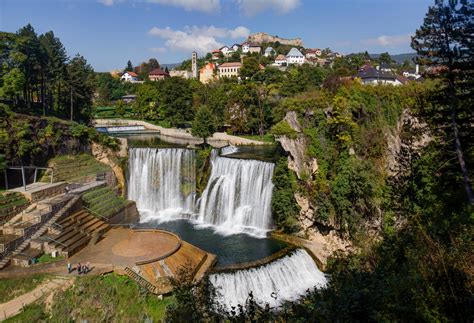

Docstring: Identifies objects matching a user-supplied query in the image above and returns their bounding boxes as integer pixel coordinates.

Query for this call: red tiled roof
[149,68,169,76]
[275,54,286,61]
[126,71,138,77]
[218,62,242,68]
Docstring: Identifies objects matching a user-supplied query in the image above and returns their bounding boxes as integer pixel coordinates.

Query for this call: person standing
[67,262,71,274]
[78,262,82,274]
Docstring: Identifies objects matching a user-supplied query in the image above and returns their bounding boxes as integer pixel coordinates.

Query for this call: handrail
[82,205,109,222]
[42,235,67,248]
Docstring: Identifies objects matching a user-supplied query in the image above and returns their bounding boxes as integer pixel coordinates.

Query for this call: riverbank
[93,119,271,146]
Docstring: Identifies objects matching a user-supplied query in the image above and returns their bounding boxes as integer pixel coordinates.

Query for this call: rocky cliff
[247,32,303,47]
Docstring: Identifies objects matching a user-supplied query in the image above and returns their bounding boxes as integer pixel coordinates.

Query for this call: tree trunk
[451,108,474,204]
[70,87,73,121]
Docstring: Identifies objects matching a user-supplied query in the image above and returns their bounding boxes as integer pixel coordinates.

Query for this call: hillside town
[115,33,422,89]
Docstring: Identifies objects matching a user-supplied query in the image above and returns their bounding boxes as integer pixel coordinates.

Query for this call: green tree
[124,60,133,72]
[66,54,95,122]
[191,106,216,144]
[240,56,260,79]
[378,52,394,66]
[411,0,474,204]
[115,100,126,117]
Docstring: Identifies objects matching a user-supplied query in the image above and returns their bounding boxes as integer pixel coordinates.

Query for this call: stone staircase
[0,195,80,269]
[124,266,158,294]
[40,209,110,258]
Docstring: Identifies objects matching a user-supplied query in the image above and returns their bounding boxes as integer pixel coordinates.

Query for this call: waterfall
[128,148,195,221]
[210,249,327,312]
[196,156,274,236]
[220,145,239,156]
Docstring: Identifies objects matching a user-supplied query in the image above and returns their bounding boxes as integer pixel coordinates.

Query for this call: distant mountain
[370,53,418,64]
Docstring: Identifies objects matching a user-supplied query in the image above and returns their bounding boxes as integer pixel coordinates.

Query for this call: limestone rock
[247,32,303,47]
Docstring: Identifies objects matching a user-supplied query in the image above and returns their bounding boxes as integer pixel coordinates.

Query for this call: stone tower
[192,51,198,78]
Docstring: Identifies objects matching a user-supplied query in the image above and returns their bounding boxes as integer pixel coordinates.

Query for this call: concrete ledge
[212,246,296,273]
[131,229,182,265]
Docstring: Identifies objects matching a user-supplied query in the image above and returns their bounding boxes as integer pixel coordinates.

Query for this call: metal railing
[82,205,109,222]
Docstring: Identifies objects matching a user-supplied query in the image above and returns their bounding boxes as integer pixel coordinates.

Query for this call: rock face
[276,111,318,180]
[386,109,431,176]
[91,138,127,195]
[247,32,303,47]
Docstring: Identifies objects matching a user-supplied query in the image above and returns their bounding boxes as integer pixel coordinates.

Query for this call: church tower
[191,51,198,79]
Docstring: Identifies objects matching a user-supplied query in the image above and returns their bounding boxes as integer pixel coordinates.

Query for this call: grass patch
[0,274,48,303]
[238,133,276,143]
[41,154,111,184]
[82,187,128,219]
[3,303,47,323]
[50,273,173,321]
[36,253,65,264]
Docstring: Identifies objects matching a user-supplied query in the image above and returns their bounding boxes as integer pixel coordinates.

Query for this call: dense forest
[0,0,472,321]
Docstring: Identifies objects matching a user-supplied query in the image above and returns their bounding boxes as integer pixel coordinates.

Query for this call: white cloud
[98,0,115,5]
[148,25,250,54]
[362,34,411,47]
[146,0,220,13]
[236,0,300,17]
[150,47,167,53]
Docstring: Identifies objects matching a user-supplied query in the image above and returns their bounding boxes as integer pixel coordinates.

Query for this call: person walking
[78,262,82,274]
[67,262,71,274]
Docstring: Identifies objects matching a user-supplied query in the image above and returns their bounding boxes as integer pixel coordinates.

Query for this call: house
[305,48,322,59]
[148,68,169,81]
[357,66,407,86]
[231,44,241,51]
[286,48,305,65]
[220,46,234,57]
[199,62,216,84]
[218,62,242,79]
[122,94,137,104]
[264,47,275,57]
[274,54,287,66]
[169,70,193,79]
[211,49,221,60]
[242,42,261,54]
[120,71,139,83]
[402,64,421,79]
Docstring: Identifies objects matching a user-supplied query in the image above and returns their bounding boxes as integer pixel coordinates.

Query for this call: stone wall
[247,32,303,47]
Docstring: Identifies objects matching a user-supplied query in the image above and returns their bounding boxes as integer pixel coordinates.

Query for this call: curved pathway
[0,276,74,320]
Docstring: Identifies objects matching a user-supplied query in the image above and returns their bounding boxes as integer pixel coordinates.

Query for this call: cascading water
[128,148,195,221]
[196,156,274,236]
[220,145,239,156]
[210,249,327,311]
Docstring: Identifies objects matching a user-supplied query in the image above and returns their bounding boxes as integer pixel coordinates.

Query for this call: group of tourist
[67,262,91,274]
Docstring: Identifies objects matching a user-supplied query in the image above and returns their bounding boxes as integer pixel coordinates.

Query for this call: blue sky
[0,0,433,72]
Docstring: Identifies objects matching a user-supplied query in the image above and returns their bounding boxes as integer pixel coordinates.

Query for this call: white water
[196,156,274,236]
[210,249,327,311]
[128,148,195,221]
[220,145,239,156]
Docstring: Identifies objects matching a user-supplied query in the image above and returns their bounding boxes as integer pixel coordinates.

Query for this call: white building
[220,46,234,57]
[403,64,421,79]
[264,47,275,57]
[305,48,322,59]
[357,67,408,86]
[274,54,287,66]
[231,44,241,51]
[218,62,242,79]
[169,70,193,79]
[286,48,305,65]
[120,71,139,83]
[242,42,261,54]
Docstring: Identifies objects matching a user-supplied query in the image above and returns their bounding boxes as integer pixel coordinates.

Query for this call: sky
[0,0,433,72]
